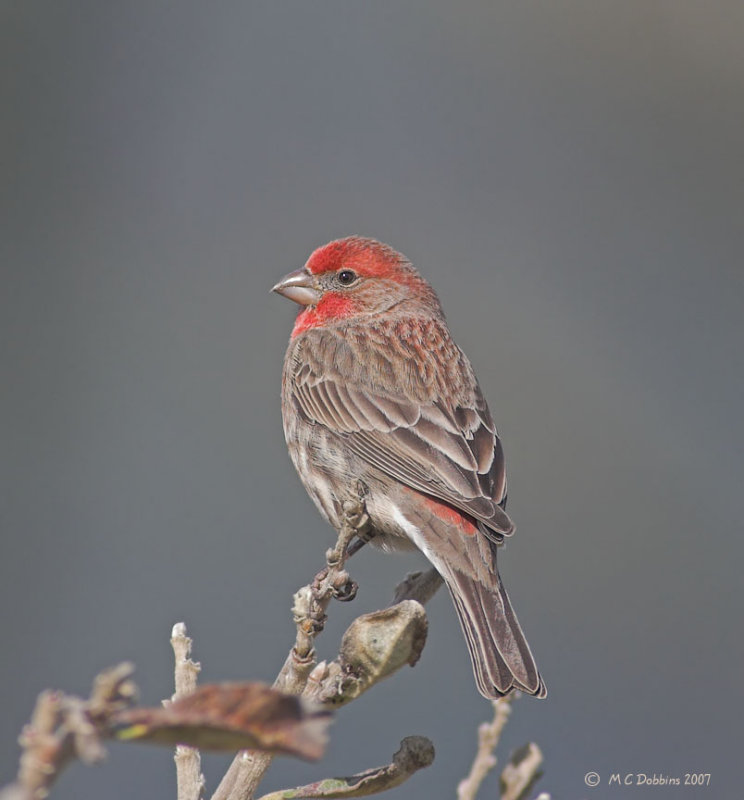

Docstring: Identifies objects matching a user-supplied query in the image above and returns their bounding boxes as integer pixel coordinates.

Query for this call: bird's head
[272,236,442,337]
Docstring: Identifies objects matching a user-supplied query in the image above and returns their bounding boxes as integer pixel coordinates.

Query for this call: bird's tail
[445,562,546,699]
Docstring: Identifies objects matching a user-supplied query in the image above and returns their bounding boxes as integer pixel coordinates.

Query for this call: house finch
[272,236,545,699]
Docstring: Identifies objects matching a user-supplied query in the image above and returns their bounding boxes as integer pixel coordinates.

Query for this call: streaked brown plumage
[273,236,545,699]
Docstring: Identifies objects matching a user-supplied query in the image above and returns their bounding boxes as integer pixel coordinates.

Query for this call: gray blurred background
[2,2,743,798]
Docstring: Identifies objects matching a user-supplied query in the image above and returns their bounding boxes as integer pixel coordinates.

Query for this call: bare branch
[255,736,435,800]
[172,623,202,700]
[212,495,370,800]
[170,623,205,800]
[456,697,512,800]
[0,664,137,800]
[278,495,371,696]
[1,490,499,800]
[210,492,444,800]
[500,742,544,800]
[391,568,443,605]
[0,648,336,800]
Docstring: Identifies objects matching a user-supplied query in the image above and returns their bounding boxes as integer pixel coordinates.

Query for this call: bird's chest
[279,332,426,550]
[281,368,360,529]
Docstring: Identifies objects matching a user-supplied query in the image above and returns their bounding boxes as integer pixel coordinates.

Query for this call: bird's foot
[342,497,371,539]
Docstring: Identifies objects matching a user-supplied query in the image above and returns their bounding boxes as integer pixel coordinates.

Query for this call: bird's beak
[271,268,320,306]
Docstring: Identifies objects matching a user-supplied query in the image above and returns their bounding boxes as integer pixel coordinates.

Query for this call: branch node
[456,697,513,800]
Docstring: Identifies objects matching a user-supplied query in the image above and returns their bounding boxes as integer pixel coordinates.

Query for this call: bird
[272,235,545,699]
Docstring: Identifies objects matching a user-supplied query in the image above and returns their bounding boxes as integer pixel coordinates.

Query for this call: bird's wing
[291,361,514,538]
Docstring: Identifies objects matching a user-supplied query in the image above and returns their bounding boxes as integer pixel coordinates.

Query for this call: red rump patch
[421,495,479,536]
[292,292,356,338]
[305,236,408,280]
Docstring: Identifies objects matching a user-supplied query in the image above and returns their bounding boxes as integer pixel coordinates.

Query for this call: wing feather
[291,376,513,536]
[286,324,512,537]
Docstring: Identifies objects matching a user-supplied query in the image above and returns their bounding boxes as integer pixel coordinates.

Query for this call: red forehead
[305,236,406,278]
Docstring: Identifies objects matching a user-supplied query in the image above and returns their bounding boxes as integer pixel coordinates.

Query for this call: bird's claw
[332,577,358,602]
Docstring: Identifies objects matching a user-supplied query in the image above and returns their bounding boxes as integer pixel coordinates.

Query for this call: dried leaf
[340,601,428,678]
[257,736,435,799]
[110,682,332,760]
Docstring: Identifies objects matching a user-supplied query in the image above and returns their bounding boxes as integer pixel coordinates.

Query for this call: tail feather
[446,567,546,699]
[393,489,546,699]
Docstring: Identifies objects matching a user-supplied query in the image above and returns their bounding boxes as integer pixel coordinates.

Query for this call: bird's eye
[337,269,357,286]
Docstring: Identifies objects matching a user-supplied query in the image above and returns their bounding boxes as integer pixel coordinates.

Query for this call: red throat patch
[291,292,357,338]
